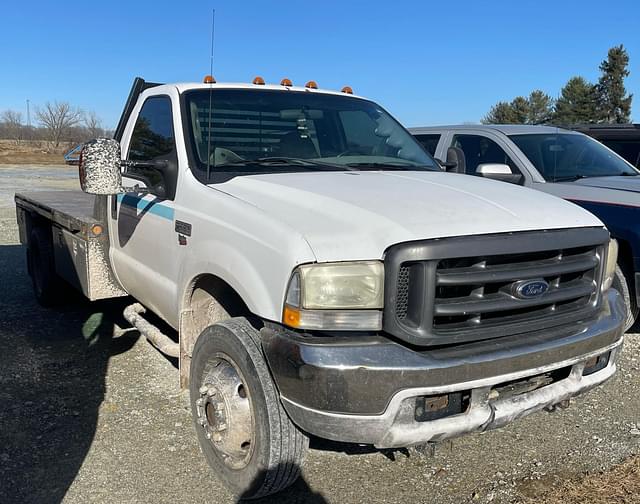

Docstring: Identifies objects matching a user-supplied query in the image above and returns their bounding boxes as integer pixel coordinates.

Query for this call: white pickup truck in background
[15,77,625,499]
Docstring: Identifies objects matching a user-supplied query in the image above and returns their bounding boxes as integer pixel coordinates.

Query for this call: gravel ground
[0,166,638,504]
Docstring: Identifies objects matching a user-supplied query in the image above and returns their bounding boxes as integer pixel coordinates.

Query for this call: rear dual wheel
[189,318,308,500]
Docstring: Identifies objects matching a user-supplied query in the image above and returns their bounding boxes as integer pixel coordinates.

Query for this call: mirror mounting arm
[121,159,168,173]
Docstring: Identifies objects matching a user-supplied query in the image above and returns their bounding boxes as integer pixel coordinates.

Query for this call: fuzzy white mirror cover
[79,138,122,195]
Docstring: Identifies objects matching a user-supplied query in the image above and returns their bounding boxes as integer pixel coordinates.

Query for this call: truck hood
[217,171,603,262]
[572,175,640,196]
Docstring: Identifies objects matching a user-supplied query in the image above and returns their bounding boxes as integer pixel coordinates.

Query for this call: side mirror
[475,163,524,184]
[79,138,123,195]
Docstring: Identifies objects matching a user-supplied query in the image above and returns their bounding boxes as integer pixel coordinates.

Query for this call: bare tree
[1,110,24,144]
[36,101,84,147]
[84,110,104,138]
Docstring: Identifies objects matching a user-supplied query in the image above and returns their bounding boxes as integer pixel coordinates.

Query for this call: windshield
[510,133,639,182]
[183,89,437,181]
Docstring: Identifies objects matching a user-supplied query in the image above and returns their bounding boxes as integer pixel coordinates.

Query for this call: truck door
[109,94,180,323]
[446,132,526,183]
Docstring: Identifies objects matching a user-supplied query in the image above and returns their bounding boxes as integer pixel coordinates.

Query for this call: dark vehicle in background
[571,123,640,168]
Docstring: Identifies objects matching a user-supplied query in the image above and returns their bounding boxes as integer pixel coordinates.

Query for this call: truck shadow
[0,243,139,503]
[237,464,328,503]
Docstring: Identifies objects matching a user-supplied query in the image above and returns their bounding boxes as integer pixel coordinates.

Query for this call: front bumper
[261,289,625,448]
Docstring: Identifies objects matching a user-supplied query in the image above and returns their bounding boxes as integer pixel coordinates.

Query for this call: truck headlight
[602,239,618,292]
[283,261,384,330]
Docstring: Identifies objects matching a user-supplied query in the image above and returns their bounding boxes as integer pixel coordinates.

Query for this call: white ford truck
[15,77,625,499]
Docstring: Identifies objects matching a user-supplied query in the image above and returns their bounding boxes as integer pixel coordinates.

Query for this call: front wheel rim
[195,354,255,470]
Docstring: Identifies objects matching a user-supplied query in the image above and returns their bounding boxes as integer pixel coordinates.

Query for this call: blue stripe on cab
[117,193,175,220]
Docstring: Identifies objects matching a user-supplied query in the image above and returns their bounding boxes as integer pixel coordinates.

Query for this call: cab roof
[149,82,368,101]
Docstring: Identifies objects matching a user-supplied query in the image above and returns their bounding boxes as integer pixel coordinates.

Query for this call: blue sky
[1,0,638,129]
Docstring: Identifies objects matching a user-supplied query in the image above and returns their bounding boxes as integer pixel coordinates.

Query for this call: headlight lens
[283,261,384,330]
[299,261,384,309]
[603,238,618,291]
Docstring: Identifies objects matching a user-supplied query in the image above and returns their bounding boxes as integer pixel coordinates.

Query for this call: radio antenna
[206,8,215,181]
[209,9,215,76]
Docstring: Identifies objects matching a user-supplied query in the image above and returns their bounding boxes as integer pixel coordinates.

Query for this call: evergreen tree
[510,96,530,123]
[482,91,554,124]
[527,90,554,124]
[596,44,633,123]
[481,101,519,124]
[481,45,632,125]
[553,77,599,125]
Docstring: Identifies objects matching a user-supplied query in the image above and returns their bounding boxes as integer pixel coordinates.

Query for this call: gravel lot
[0,165,638,504]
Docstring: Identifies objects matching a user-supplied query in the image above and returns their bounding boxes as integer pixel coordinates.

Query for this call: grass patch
[519,455,640,504]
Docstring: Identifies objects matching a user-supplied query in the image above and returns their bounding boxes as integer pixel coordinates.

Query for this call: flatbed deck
[14,190,125,300]
[15,190,98,235]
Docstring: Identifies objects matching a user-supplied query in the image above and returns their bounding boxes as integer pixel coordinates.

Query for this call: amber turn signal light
[341,86,353,94]
[283,306,301,328]
[203,75,216,84]
[280,78,293,86]
[305,80,318,89]
[252,76,266,85]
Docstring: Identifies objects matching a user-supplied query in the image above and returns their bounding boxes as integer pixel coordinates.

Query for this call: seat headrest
[446,146,467,174]
[279,131,318,159]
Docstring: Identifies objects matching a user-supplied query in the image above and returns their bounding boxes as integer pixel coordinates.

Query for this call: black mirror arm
[121,159,168,173]
[435,158,458,170]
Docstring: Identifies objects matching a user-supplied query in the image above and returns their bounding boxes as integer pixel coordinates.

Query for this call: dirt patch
[518,455,640,503]
[0,139,71,165]
[1,165,639,503]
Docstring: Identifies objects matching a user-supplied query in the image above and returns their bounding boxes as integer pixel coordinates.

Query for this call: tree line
[0,102,112,148]
[482,45,633,125]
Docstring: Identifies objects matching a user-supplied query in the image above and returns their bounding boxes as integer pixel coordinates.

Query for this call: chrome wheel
[195,355,254,470]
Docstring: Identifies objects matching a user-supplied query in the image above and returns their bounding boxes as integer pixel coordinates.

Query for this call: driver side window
[451,134,520,176]
[127,96,176,192]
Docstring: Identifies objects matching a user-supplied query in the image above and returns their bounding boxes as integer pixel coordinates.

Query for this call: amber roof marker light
[305,80,318,89]
[280,78,293,87]
[203,75,216,84]
[341,86,354,94]
[252,76,266,85]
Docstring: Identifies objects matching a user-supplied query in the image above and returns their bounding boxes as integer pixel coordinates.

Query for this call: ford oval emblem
[512,279,549,299]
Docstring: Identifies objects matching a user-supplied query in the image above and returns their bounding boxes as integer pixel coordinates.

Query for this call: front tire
[612,265,638,332]
[189,318,308,500]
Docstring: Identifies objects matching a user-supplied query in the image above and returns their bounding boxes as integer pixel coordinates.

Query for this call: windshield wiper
[216,157,353,171]
[344,162,432,171]
[551,174,589,182]
[553,172,639,182]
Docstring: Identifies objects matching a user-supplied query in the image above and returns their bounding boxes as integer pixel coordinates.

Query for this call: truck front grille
[384,228,608,346]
